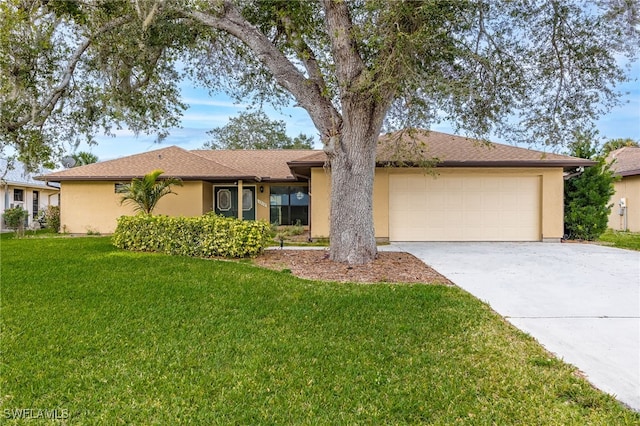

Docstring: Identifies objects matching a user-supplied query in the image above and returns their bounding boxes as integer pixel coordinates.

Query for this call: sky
[80,60,640,162]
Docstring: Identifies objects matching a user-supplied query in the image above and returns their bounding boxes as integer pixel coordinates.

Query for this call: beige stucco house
[1,160,60,230]
[38,130,592,241]
[607,147,640,232]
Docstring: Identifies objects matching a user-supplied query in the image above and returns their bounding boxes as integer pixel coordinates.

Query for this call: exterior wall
[58,180,311,234]
[202,182,214,215]
[608,176,640,232]
[60,180,207,234]
[310,167,565,241]
[1,184,59,230]
[154,181,204,217]
[310,168,330,238]
[538,168,565,241]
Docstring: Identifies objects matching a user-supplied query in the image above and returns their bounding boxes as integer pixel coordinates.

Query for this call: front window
[270,186,308,226]
[13,189,24,202]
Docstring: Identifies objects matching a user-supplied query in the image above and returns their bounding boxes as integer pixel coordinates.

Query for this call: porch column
[237,180,243,220]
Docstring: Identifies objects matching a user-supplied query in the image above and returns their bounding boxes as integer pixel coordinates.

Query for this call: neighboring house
[38,130,592,241]
[1,159,60,230]
[606,147,640,232]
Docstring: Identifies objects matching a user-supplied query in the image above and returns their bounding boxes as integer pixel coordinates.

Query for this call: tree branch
[184,2,341,139]
[321,0,365,94]
[279,15,328,97]
[8,15,131,131]
[550,1,566,117]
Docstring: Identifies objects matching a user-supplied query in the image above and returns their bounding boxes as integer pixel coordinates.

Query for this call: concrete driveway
[386,242,640,411]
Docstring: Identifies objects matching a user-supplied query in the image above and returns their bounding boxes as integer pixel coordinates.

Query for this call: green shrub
[112,213,271,258]
[3,206,28,230]
[40,205,60,232]
[564,132,616,241]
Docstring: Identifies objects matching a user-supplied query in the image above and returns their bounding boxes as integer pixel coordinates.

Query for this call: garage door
[389,174,541,241]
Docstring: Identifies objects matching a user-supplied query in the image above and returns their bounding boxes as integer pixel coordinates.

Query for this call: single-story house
[606,147,640,232]
[1,159,60,230]
[38,130,593,241]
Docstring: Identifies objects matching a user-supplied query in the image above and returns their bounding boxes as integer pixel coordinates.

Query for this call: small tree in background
[71,151,99,166]
[564,132,616,240]
[3,206,28,236]
[204,110,314,150]
[600,138,639,157]
[117,170,182,215]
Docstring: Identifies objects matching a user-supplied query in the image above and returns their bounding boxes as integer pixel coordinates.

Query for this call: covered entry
[388,174,541,241]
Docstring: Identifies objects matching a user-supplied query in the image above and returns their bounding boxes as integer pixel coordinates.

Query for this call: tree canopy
[204,110,314,150]
[1,0,638,263]
[600,138,639,157]
[71,151,99,167]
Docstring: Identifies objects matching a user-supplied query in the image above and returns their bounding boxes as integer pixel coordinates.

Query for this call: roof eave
[259,176,302,182]
[434,160,596,170]
[287,160,325,167]
[289,159,596,170]
[615,169,640,177]
[1,179,58,189]
[39,175,260,182]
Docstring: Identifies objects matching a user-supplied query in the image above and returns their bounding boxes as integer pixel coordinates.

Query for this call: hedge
[112,213,271,258]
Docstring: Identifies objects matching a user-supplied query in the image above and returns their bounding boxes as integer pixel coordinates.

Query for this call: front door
[214,186,255,220]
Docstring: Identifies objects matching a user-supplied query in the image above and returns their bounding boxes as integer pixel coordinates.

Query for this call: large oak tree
[1,0,638,263]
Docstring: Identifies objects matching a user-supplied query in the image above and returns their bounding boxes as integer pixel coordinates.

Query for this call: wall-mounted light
[259,185,264,193]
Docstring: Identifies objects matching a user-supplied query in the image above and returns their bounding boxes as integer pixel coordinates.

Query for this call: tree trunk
[328,106,381,264]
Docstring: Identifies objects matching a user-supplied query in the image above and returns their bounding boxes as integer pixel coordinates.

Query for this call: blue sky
[82,60,640,161]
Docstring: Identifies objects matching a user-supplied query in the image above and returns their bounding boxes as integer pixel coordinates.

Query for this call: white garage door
[389,174,541,241]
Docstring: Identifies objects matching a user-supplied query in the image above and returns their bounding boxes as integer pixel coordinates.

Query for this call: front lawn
[1,237,637,424]
[598,229,640,251]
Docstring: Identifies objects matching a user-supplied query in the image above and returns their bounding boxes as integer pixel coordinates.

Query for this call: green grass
[598,229,640,251]
[1,237,638,424]
[0,228,57,240]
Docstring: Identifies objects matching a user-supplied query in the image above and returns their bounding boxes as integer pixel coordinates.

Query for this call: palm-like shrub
[117,169,182,214]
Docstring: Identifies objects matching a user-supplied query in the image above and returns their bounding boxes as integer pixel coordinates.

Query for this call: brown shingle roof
[38,130,594,183]
[607,147,640,177]
[191,149,316,181]
[289,130,594,169]
[38,146,320,182]
[39,146,255,181]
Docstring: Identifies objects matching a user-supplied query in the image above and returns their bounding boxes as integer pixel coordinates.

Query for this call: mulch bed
[253,249,452,285]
